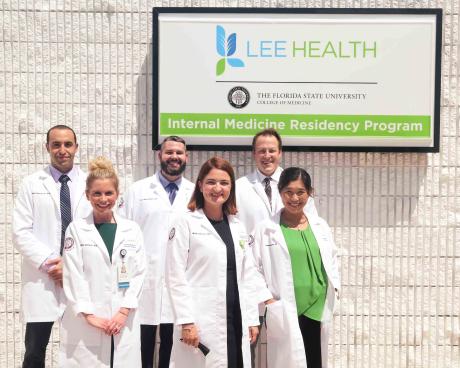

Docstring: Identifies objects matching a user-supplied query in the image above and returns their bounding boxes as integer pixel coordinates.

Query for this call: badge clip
[118,249,130,289]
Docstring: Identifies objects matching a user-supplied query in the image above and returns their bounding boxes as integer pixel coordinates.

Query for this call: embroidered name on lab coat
[123,243,137,249]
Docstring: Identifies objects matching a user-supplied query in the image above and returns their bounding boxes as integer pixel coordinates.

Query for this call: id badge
[118,249,130,289]
[118,263,130,288]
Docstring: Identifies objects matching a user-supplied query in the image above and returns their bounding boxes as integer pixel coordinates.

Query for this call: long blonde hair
[86,156,119,193]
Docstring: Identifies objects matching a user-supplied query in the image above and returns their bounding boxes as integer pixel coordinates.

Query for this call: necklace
[281,213,308,230]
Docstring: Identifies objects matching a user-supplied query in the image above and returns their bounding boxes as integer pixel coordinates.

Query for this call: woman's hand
[249,326,259,344]
[181,323,199,348]
[264,298,276,305]
[106,308,130,335]
[84,314,110,332]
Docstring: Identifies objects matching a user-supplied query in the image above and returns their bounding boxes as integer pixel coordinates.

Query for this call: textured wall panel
[0,0,458,367]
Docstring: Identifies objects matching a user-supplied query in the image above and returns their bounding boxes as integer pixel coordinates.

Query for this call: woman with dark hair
[165,157,265,368]
[252,167,340,368]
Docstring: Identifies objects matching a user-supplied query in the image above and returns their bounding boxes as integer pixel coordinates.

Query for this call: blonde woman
[60,157,146,367]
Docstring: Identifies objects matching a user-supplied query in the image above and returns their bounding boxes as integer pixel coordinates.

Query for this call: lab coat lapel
[194,209,223,243]
[228,216,243,252]
[81,214,112,265]
[173,181,193,209]
[72,169,88,217]
[112,213,129,255]
[249,173,272,214]
[269,211,290,256]
[41,168,60,210]
[305,212,328,255]
[228,216,245,279]
[151,173,171,207]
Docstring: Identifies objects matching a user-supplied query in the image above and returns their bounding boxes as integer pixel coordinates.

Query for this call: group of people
[13,125,340,368]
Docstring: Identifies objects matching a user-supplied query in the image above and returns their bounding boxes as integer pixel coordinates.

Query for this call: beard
[160,158,186,177]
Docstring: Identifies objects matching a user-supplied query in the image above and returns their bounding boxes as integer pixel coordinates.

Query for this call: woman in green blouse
[252,167,340,368]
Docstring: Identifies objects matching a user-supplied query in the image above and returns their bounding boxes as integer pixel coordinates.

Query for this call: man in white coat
[12,125,91,368]
[235,128,317,366]
[119,136,194,368]
[236,129,317,234]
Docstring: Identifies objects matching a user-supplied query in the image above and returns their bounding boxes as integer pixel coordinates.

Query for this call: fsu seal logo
[64,237,74,251]
[228,86,250,108]
[169,228,176,240]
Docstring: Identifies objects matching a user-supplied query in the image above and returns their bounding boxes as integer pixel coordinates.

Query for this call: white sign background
[154,10,441,151]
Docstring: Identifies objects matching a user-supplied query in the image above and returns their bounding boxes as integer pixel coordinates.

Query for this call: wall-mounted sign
[153,8,442,152]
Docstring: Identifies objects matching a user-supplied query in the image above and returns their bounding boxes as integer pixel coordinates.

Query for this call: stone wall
[0,0,458,367]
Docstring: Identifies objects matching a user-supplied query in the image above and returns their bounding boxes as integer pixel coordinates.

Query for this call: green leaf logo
[216,25,245,76]
[216,58,226,76]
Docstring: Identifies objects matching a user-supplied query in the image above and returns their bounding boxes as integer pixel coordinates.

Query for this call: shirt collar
[158,171,182,189]
[49,165,78,183]
[256,166,282,184]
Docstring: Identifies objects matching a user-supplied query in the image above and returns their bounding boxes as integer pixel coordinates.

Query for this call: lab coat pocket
[265,299,285,339]
[191,286,216,344]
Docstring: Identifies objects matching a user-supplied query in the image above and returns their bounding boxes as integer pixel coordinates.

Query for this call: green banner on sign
[160,113,430,138]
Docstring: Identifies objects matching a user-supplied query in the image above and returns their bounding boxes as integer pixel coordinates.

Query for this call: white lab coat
[251,210,340,368]
[12,166,91,322]
[236,168,318,234]
[236,168,318,316]
[166,209,266,368]
[59,212,146,368]
[118,172,194,324]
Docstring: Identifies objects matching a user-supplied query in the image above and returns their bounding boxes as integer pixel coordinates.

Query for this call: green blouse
[280,223,328,321]
[95,223,117,261]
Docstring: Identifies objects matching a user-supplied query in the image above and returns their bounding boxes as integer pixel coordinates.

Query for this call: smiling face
[253,135,282,177]
[86,178,119,222]
[199,168,232,211]
[280,177,309,216]
[46,128,78,173]
[159,140,188,180]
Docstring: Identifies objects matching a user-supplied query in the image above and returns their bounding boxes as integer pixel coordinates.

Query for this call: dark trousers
[22,322,54,368]
[141,323,173,368]
[298,315,322,368]
[227,307,243,368]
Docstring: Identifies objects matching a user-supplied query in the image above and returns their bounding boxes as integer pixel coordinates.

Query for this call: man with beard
[119,136,194,368]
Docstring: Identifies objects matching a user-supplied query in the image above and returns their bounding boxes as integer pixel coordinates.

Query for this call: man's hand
[249,326,259,344]
[46,257,63,285]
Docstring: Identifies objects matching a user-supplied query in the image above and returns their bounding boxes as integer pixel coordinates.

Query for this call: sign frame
[152,7,442,152]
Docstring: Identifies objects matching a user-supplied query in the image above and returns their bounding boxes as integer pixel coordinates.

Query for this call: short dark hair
[160,136,186,151]
[252,128,282,151]
[278,167,314,196]
[188,156,237,215]
[46,125,77,144]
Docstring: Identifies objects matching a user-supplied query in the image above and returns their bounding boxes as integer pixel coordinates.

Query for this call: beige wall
[1,1,459,367]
